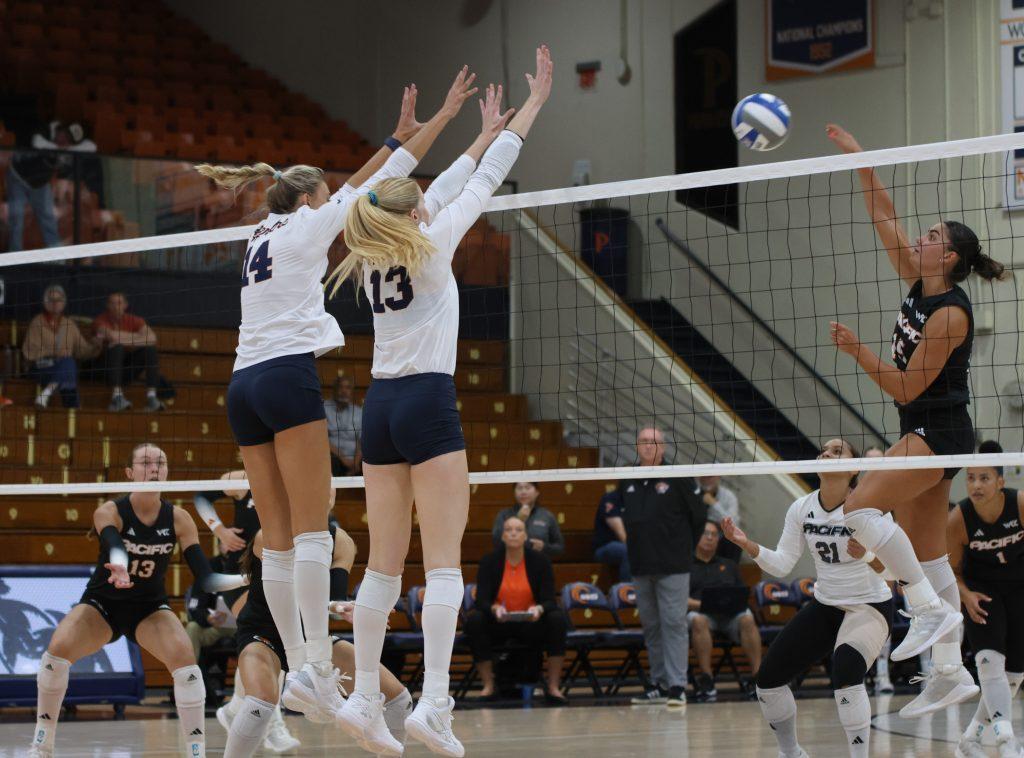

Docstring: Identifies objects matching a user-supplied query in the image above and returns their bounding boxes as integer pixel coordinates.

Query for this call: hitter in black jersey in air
[826,123,1005,719]
[950,441,1024,758]
[28,444,245,758]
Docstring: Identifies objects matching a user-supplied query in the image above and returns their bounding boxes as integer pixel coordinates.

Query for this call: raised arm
[826,124,919,287]
[723,503,805,577]
[831,305,969,404]
[342,85,424,191]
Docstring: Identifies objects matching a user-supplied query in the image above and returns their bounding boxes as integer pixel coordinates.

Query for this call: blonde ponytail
[195,162,324,215]
[326,177,435,298]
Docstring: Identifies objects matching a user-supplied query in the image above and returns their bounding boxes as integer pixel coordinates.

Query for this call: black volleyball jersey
[959,489,1024,585]
[890,280,973,410]
[87,495,176,602]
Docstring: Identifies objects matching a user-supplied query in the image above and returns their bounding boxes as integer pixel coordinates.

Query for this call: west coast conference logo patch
[655,482,670,494]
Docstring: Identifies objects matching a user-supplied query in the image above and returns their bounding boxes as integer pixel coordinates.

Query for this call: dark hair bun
[978,439,1003,455]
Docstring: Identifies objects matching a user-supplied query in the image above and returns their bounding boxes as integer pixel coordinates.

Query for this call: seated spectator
[324,375,362,476]
[699,475,742,562]
[592,488,630,581]
[92,292,165,412]
[491,482,564,557]
[21,284,98,408]
[688,519,762,702]
[464,517,569,704]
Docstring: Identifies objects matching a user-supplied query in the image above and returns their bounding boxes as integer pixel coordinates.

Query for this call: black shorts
[962,578,1024,672]
[227,353,326,446]
[898,403,974,479]
[361,373,465,465]
[78,590,172,644]
[222,586,249,612]
[237,620,346,673]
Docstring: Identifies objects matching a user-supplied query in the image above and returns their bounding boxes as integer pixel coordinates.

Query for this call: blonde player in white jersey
[326,47,553,757]
[723,439,894,758]
[194,70,481,724]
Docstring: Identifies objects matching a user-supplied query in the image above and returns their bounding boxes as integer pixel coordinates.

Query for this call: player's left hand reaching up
[393,84,424,143]
[478,83,515,141]
[525,44,553,105]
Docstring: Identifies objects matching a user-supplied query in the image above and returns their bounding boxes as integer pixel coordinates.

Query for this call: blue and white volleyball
[731,93,791,151]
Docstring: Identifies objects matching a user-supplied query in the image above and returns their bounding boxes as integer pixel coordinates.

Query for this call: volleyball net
[1,132,1024,504]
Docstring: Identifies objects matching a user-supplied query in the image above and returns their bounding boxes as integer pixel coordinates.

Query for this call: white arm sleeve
[423,154,476,220]
[426,130,522,263]
[752,501,805,577]
[307,147,419,246]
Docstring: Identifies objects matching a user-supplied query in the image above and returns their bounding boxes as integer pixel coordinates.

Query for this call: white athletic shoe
[955,734,989,758]
[899,665,979,719]
[890,600,963,661]
[263,706,301,754]
[27,746,53,758]
[405,696,463,758]
[281,664,348,724]
[998,736,1024,758]
[874,674,894,694]
[336,691,404,756]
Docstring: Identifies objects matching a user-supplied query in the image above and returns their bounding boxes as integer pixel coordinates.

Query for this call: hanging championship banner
[766,0,873,81]
[1001,0,1024,209]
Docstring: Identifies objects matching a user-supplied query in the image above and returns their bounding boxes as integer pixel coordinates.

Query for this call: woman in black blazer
[464,517,568,703]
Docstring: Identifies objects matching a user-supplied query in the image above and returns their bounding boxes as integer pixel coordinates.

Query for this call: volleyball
[731,93,791,151]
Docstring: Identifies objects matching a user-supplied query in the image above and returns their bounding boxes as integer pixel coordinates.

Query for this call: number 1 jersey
[754,490,891,606]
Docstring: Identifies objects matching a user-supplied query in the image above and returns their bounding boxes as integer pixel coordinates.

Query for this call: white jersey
[234,148,419,371]
[366,131,523,378]
[753,490,892,606]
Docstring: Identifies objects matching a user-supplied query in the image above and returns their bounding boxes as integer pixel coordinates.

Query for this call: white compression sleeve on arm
[423,155,476,219]
[752,502,804,577]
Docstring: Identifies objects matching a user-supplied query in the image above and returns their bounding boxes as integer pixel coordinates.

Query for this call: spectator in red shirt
[92,292,164,412]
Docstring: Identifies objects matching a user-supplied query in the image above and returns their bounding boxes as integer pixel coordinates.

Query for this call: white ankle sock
[224,696,274,758]
[834,684,870,757]
[262,547,306,671]
[32,652,69,749]
[421,568,463,699]
[922,555,962,649]
[172,664,206,756]
[293,531,333,664]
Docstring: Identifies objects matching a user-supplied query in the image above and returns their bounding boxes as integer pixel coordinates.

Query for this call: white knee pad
[843,508,897,552]
[834,684,871,731]
[424,568,464,611]
[921,555,957,596]
[231,695,275,738]
[293,531,332,567]
[38,652,70,692]
[977,650,1007,682]
[172,664,205,706]
[756,684,797,723]
[355,569,402,614]
[261,548,295,584]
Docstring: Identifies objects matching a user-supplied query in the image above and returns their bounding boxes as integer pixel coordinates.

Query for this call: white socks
[845,509,930,598]
[921,555,962,651]
[977,650,1016,743]
[421,568,464,699]
[172,664,206,757]
[757,684,801,757]
[966,670,1024,742]
[834,684,871,758]
[384,689,413,739]
[224,696,275,758]
[353,569,402,696]
[293,531,333,665]
[262,547,306,671]
[32,652,69,751]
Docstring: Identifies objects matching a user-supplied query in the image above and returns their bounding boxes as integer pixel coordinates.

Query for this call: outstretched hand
[825,124,861,154]
[393,84,424,143]
[525,44,553,104]
[478,83,515,141]
[440,65,479,119]
[721,517,747,547]
[830,321,861,357]
[105,563,134,590]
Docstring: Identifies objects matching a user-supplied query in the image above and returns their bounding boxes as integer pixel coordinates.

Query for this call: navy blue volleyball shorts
[361,373,465,465]
[227,353,326,446]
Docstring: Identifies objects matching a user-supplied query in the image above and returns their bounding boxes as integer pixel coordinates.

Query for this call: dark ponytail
[944,220,1006,282]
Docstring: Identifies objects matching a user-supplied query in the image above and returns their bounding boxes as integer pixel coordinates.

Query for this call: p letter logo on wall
[766,0,874,81]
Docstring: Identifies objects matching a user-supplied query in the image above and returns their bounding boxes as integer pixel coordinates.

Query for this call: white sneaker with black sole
[899,665,979,718]
[890,600,963,661]
[405,695,463,757]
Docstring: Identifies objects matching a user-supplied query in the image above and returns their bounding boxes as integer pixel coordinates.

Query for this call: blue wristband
[384,136,402,151]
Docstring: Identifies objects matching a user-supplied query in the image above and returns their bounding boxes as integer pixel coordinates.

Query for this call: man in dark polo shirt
[687,519,761,702]
[623,427,706,707]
